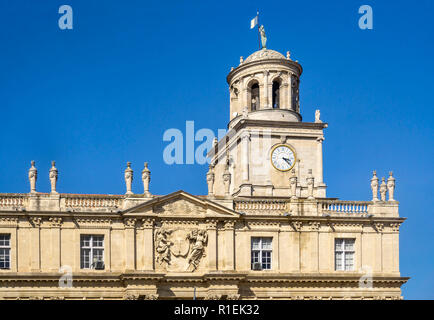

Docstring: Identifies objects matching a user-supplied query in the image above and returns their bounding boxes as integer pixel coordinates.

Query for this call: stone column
[263,71,269,109]
[241,132,250,182]
[281,83,289,109]
[29,217,42,271]
[288,73,293,111]
[124,218,136,271]
[223,221,235,270]
[316,137,324,185]
[48,217,62,271]
[206,219,218,271]
[142,218,154,270]
[28,160,37,193]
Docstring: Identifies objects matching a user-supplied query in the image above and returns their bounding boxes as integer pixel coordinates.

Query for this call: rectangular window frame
[335,238,355,271]
[0,234,11,270]
[80,234,105,270]
[251,237,272,270]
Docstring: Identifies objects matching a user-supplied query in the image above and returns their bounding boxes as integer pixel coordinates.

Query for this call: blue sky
[0,0,433,299]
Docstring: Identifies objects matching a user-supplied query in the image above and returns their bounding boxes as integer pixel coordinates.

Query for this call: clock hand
[282,157,292,165]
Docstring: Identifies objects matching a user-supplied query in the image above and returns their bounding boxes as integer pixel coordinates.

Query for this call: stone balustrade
[0,194,27,209]
[63,195,123,209]
[320,200,371,214]
[234,199,287,214]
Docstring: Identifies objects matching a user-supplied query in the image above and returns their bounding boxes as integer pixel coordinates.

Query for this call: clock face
[271,144,296,172]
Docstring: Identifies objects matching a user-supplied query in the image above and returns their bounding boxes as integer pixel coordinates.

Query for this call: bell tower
[228,49,301,121]
[209,48,328,199]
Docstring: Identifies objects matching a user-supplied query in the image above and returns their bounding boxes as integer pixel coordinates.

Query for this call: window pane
[251,238,260,250]
[345,252,354,271]
[93,249,104,262]
[81,248,91,269]
[261,238,272,250]
[251,251,260,264]
[262,251,271,269]
[81,235,90,247]
[335,252,343,270]
[0,234,10,247]
[335,239,343,251]
[344,239,355,251]
[0,248,10,269]
[93,236,104,247]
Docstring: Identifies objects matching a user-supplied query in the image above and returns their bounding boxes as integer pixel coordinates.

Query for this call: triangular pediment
[123,190,239,219]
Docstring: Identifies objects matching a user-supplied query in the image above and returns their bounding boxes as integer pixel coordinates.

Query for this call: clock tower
[209,48,328,198]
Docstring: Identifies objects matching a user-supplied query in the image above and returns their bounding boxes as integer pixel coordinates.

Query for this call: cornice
[227,59,303,84]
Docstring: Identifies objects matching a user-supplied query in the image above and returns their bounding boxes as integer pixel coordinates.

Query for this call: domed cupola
[227,48,303,123]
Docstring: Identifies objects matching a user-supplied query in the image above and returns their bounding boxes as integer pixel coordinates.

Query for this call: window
[80,235,104,270]
[272,80,280,108]
[250,83,260,111]
[251,237,272,270]
[0,234,11,270]
[335,238,355,271]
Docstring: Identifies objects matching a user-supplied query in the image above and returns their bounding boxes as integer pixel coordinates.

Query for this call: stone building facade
[0,48,408,300]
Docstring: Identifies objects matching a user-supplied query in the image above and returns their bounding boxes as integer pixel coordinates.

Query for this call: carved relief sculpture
[370,170,379,201]
[142,162,151,196]
[124,162,133,195]
[49,161,58,194]
[155,229,173,265]
[387,171,396,202]
[28,160,37,193]
[186,229,208,271]
[380,177,387,202]
[154,227,208,272]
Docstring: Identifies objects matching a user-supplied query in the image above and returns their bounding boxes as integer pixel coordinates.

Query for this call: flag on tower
[250,15,258,29]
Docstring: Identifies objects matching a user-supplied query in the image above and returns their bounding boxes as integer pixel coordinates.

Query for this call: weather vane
[250,11,267,49]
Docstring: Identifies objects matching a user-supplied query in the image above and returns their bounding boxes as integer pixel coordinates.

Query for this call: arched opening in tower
[272,80,280,109]
[251,83,260,111]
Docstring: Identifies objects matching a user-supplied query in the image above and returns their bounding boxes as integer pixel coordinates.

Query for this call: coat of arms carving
[155,227,208,272]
